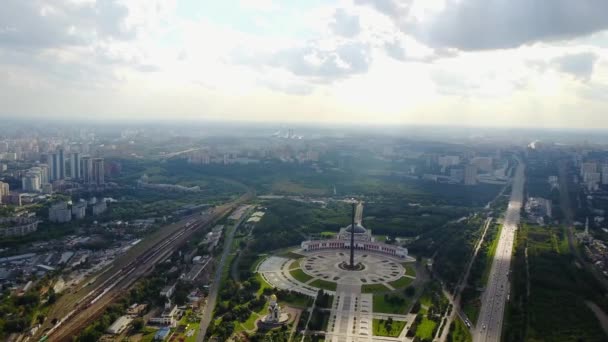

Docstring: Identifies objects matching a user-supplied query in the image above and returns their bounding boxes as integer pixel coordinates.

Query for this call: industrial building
[106,315,133,335]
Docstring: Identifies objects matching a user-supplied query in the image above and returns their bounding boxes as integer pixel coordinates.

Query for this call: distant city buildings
[0,217,40,237]
[464,164,478,185]
[471,156,493,172]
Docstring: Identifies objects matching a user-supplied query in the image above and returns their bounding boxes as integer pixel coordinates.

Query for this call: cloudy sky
[2,0,608,128]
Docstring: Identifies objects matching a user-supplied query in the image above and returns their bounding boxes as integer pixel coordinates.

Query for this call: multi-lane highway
[474,161,525,342]
[38,192,252,342]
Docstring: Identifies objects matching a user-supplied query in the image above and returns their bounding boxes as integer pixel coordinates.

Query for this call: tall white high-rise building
[22,172,41,192]
[93,158,105,185]
[0,181,9,203]
[39,164,49,184]
[81,156,93,183]
[58,148,65,180]
[70,152,81,179]
[49,152,59,181]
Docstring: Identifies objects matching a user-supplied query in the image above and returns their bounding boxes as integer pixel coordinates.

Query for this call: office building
[92,158,105,185]
[70,152,81,179]
[81,156,93,183]
[464,164,478,185]
[49,152,60,181]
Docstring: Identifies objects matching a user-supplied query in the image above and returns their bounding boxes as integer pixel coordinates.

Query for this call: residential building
[464,164,477,185]
[72,202,87,220]
[602,165,608,185]
[58,148,65,180]
[0,181,9,203]
[39,164,49,184]
[471,157,493,172]
[0,217,39,237]
[581,162,598,176]
[93,158,105,185]
[22,172,41,192]
[49,202,72,223]
[70,152,81,179]
[92,200,107,215]
[81,156,93,183]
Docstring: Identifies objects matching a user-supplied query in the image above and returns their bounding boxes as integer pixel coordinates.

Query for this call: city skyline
[2,1,608,128]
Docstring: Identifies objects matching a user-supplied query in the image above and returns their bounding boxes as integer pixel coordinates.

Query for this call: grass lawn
[463,299,480,325]
[448,317,472,342]
[237,302,269,333]
[138,327,158,342]
[405,264,416,277]
[290,268,313,283]
[389,276,413,289]
[416,317,437,340]
[279,293,313,308]
[310,279,337,291]
[372,318,406,337]
[362,283,391,293]
[419,292,432,308]
[482,225,502,285]
[373,295,410,314]
[288,259,300,270]
[255,272,273,297]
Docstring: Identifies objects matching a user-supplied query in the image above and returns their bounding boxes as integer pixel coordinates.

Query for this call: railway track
[40,191,253,342]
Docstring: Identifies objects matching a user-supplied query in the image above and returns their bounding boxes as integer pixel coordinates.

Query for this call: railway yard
[35,192,253,342]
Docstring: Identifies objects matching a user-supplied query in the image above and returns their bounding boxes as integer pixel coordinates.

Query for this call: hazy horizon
[2,1,608,128]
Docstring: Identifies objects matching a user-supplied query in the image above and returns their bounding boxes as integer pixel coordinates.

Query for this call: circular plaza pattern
[257,249,415,296]
[300,250,405,286]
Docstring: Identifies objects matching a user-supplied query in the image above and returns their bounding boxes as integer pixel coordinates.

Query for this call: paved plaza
[257,250,419,341]
[300,250,407,286]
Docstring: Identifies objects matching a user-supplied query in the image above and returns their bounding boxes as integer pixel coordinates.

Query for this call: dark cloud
[330,9,361,38]
[0,0,134,49]
[553,52,598,81]
[527,52,599,81]
[357,0,608,51]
